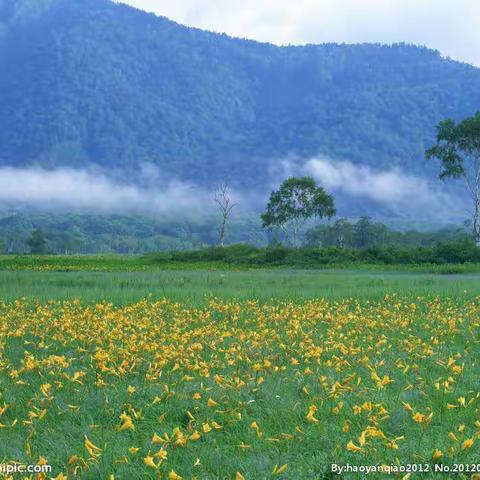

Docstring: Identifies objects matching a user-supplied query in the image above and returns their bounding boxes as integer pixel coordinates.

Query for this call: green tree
[353,216,373,248]
[426,112,480,246]
[261,177,336,246]
[304,218,354,248]
[26,228,48,254]
[331,219,355,248]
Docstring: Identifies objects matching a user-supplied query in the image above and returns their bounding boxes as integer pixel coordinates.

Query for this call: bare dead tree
[215,181,237,247]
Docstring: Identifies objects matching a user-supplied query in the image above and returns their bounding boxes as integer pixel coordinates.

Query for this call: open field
[0,261,479,478]
[1,269,480,303]
[0,295,479,479]
[2,249,480,274]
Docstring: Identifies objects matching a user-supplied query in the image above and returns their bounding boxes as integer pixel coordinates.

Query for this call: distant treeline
[146,241,480,267]
[304,217,470,248]
[0,212,266,254]
[0,212,471,254]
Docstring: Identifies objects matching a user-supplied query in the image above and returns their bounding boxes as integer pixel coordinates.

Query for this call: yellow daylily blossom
[119,412,134,431]
[144,455,157,468]
[346,441,363,453]
[432,449,443,460]
[461,438,474,450]
[84,436,101,457]
[168,470,183,480]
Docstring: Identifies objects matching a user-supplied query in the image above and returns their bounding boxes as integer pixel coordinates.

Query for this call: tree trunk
[474,199,480,247]
[219,215,226,247]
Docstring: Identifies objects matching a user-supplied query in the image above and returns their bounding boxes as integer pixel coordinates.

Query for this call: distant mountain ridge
[1,0,480,191]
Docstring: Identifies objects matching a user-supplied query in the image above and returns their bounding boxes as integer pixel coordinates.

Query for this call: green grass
[2,253,480,274]
[0,297,478,479]
[1,269,480,304]
[0,258,479,478]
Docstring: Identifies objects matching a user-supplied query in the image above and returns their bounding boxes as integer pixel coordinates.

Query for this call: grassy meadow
[0,256,479,479]
[1,253,480,304]
[1,269,480,304]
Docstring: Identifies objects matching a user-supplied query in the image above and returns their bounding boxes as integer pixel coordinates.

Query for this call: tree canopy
[426,112,480,245]
[262,177,336,245]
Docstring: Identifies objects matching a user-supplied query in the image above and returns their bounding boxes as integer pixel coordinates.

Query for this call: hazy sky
[118,0,480,66]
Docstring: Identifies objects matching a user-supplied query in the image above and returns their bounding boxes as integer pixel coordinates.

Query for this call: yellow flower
[129,447,139,454]
[432,449,443,460]
[118,412,134,431]
[272,464,288,475]
[189,430,201,440]
[448,432,459,442]
[332,402,344,415]
[144,455,157,468]
[127,385,136,394]
[168,470,183,480]
[461,438,474,450]
[306,405,319,423]
[84,436,101,457]
[236,473,245,480]
[250,421,262,437]
[152,432,163,444]
[358,430,367,446]
[412,411,432,424]
[154,447,168,460]
[346,440,363,453]
[202,422,212,433]
[207,398,219,407]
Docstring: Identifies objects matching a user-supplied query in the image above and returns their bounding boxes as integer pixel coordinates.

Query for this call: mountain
[1,0,480,191]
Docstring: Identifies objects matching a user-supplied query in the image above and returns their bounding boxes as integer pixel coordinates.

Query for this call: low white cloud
[0,162,467,223]
[119,0,480,66]
[0,167,215,214]
[301,156,465,220]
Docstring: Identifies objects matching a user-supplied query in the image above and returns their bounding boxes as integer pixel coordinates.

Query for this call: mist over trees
[0,210,472,255]
[1,0,480,197]
[26,228,47,254]
[1,1,480,256]
[304,217,470,249]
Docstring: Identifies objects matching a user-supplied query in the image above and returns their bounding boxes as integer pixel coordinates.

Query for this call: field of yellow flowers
[0,296,479,479]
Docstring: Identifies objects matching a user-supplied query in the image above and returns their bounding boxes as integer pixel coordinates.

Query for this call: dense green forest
[0,211,469,254]
[145,242,480,268]
[1,0,480,192]
[0,211,267,253]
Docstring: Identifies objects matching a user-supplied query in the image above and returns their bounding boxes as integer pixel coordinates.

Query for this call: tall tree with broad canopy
[261,177,336,246]
[426,112,480,246]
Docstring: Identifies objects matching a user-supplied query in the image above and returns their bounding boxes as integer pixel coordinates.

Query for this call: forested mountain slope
[1,0,480,189]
